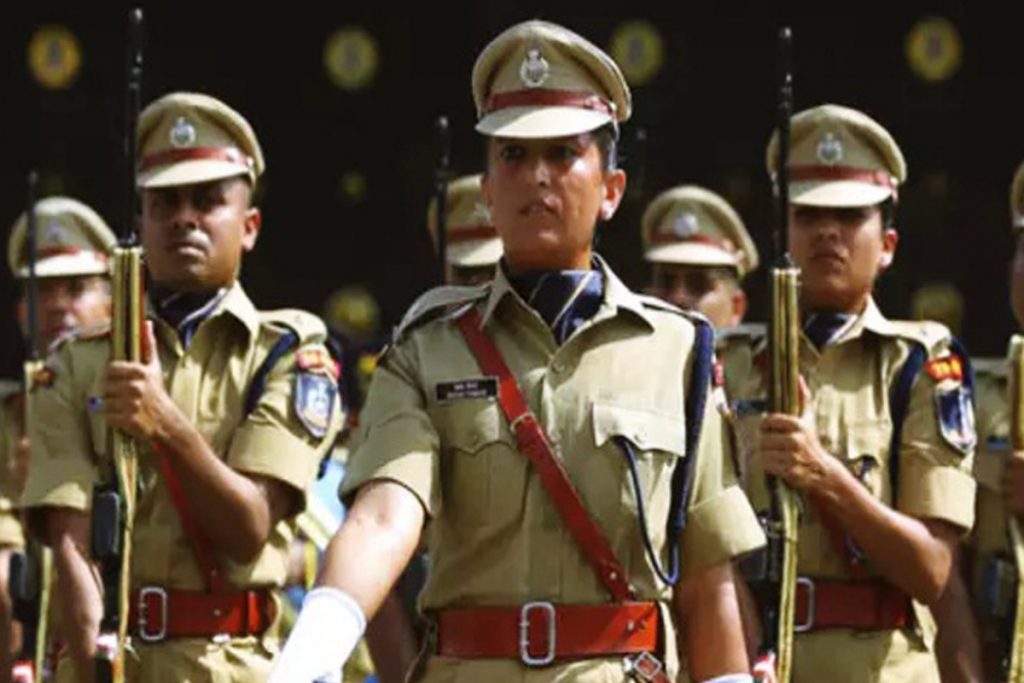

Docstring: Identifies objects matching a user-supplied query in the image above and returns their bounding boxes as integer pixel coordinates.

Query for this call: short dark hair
[879,198,896,230]
[483,124,620,174]
[591,124,618,172]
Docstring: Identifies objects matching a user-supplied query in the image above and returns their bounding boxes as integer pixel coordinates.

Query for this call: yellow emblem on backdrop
[338,171,368,204]
[906,16,962,83]
[27,25,82,90]
[324,27,379,91]
[608,20,664,86]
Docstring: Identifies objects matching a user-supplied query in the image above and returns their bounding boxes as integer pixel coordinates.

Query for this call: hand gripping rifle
[753,27,801,683]
[92,9,145,683]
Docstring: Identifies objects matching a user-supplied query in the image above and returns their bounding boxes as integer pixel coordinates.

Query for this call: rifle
[1004,335,1024,681]
[9,171,52,683]
[92,9,145,682]
[753,27,800,683]
[434,115,450,283]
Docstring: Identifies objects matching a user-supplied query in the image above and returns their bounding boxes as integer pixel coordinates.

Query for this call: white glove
[700,676,755,683]
[268,587,366,683]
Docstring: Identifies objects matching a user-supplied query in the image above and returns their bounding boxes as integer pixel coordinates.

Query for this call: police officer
[724,104,977,681]
[642,185,759,329]
[273,20,765,683]
[932,161,1024,683]
[0,197,116,682]
[910,282,964,338]
[427,173,503,286]
[19,93,342,682]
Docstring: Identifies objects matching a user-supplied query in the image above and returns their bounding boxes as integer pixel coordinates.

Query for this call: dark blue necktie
[509,269,604,344]
[803,311,853,350]
[153,286,225,347]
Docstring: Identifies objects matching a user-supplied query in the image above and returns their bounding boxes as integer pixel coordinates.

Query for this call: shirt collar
[149,280,259,345]
[478,253,654,332]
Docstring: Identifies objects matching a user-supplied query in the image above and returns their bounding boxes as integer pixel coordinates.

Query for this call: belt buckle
[519,601,556,666]
[138,586,169,643]
[10,660,33,683]
[794,577,815,634]
[623,651,663,682]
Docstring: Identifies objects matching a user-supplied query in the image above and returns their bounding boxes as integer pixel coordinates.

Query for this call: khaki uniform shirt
[343,258,765,682]
[965,352,1014,660]
[0,384,26,547]
[21,283,342,683]
[721,299,977,683]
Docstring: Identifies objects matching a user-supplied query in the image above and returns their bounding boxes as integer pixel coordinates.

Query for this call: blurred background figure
[642,184,758,328]
[427,174,502,287]
[910,281,965,337]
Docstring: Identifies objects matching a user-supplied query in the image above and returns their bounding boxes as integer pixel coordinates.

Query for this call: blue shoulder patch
[294,372,337,440]
[935,385,976,455]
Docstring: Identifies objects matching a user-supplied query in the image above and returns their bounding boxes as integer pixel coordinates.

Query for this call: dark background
[1,1,1019,377]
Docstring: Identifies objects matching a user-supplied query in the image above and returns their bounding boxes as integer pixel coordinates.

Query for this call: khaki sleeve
[228,340,343,500]
[21,349,100,514]
[682,382,766,577]
[0,512,24,548]
[898,350,977,532]
[340,339,439,515]
[0,402,21,511]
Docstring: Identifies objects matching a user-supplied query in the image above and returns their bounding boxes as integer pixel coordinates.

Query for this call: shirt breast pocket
[438,400,527,536]
[591,403,687,541]
[842,419,891,502]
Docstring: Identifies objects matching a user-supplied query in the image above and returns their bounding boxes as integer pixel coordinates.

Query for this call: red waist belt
[795,578,913,633]
[127,586,274,642]
[436,601,659,665]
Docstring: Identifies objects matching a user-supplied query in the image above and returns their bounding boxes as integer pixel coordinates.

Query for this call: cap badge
[671,212,699,238]
[470,200,492,225]
[817,132,843,165]
[44,221,65,245]
[169,116,197,148]
[520,47,550,88]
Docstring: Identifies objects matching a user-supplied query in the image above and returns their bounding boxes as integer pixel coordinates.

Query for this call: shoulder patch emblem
[32,366,56,390]
[297,347,339,380]
[934,384,976,455]
[925,355,964,383]
[294,372,337,440]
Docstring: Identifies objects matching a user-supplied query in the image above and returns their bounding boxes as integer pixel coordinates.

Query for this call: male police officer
[20,93,341,682]
[1,197,115,681]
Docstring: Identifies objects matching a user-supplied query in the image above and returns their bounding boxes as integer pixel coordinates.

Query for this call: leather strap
[127,587,273,641]
[455,307,632,601]
[154,444,226,593]
[139,146,251,172]
[436,601,658,660]
[795,578,912,632]
[648,231,738,255]
[789,165,897,190]
[449,225,499,244]
[485,89,614,117]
